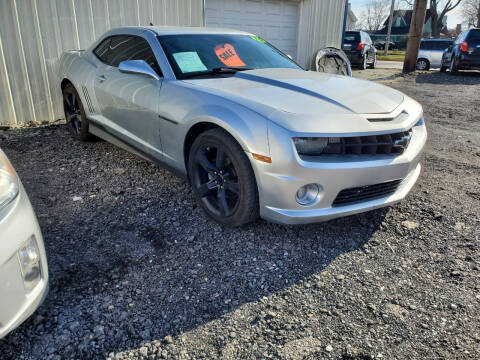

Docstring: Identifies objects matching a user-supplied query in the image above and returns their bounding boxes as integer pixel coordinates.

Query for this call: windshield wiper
[183,67,252,79]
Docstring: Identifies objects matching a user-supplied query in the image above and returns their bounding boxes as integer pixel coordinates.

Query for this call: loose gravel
[0,70,479,359]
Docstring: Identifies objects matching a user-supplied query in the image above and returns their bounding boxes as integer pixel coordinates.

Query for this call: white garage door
[205,0,300,60]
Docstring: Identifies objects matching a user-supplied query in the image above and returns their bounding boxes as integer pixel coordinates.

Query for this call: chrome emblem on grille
[392,133,412,150]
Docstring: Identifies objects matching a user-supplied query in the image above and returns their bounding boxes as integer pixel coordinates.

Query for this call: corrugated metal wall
[0,0,203,126]
[297,0,346,69]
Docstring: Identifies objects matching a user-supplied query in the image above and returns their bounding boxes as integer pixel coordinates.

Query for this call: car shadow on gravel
[415,70,480,85]
[0,125,389,358]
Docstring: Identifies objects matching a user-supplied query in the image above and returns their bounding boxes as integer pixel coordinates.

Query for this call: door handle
[98,75,106,83]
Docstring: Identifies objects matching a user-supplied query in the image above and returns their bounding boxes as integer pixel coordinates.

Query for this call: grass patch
[377,55,405,61]
[377,50,405,61]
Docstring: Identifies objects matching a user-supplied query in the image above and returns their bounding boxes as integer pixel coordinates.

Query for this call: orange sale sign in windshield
[214,43,246,67]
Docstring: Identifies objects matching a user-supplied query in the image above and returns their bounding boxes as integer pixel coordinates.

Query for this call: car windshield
[344,33,360,44]
[158,34,301,79]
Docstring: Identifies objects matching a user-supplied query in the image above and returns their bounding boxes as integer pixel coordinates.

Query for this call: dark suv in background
[441,28,480,74]
[343,31,377,70]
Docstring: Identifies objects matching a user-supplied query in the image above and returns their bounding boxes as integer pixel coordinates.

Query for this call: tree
[429,0,463,37]
[461,0,480,27]
[358,0,391,31]
[404,0,463,37]
[403,0,428,72]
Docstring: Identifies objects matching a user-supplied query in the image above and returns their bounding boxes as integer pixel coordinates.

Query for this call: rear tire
[449,56,458,75]
[368,54,376,69]
[188,128,259,227]
[359,55,367,70]
[62,84,92,141]
[439,62,447,72]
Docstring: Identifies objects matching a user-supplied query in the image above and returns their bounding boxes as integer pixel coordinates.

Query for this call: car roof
[421,38,452,41]
[108,26,253,36]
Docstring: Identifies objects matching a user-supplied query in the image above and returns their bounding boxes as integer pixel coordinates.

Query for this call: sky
[349,0,463,28]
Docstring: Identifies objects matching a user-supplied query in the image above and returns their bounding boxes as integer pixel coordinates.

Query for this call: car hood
[183,68,404,117]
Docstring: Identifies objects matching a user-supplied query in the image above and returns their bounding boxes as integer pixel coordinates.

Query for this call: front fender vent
[81,86,95,113]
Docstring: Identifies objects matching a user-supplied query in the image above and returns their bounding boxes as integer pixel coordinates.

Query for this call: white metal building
[0,0,346,126]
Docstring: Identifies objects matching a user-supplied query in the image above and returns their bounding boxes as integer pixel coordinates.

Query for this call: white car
[417,39,454,70]
[0,148,48,339]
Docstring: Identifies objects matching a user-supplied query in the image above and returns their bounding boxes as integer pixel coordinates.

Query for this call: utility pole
[403,0,427,73]
[384,0,396,56]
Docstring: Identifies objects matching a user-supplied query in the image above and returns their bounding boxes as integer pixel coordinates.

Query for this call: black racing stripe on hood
[235,72,354,113]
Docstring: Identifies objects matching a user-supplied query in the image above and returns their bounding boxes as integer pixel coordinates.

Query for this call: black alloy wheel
[188,128,259,227]
[193,145,239,217]
[63,84,91,141]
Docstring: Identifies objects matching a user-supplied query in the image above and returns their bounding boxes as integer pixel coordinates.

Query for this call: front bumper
[252,119,427,225]
[0,184,48,339]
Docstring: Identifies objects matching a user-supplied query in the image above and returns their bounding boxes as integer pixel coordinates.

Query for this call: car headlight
[293,137,329,156]
[0,150,19,211]
[18,236,42,291]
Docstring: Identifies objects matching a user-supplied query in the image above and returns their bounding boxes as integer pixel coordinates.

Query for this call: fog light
[296,183,320,206]
[18,236,41,291]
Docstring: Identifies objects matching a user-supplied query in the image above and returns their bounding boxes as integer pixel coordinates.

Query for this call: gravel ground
[0,70,479,360]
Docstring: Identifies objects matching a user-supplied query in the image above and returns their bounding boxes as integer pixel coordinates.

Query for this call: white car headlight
[293,137,329,156]
[18,236,42,291]
[0,150,19,211]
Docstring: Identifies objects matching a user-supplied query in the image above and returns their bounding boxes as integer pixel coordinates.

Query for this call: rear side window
[466,30,480,44]
[344,32,360,44]
[420,41,431,50]
[433,41,451,50]
[93,35,162,76]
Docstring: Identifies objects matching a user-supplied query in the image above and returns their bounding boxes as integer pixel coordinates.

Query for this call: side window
[420,41,427,50]
[95,35,162,77]
[93,37,112,62]
[455,32,464,44]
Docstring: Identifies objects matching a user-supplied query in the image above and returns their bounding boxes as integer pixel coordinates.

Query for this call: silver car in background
[58,27,427,226]
[0,149,48,339]
[417,38,454,70]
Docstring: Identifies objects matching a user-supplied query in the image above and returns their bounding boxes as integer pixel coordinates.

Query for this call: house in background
[371,9,449,50]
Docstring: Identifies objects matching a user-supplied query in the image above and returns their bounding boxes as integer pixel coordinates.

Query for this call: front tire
[188,128,259,227]
[62,84,92,141]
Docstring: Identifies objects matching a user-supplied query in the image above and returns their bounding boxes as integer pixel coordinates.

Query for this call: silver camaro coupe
[58,27,427,226]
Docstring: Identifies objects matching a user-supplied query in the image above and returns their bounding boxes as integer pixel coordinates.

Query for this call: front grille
[323,129,412,156]
[333,179,402,206]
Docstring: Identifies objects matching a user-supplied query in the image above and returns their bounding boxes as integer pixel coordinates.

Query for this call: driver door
[93,35,164,159]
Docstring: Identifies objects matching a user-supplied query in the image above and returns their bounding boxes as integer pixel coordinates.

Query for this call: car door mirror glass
[119,60,160,80]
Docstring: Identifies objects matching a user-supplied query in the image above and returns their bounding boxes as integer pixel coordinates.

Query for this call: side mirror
[447,45,453,51]
[119,60,160,80]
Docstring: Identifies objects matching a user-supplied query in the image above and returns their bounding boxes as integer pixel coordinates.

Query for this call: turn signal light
[252,153,272,163]
[357,42,365,51]
[460,41,468,52]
